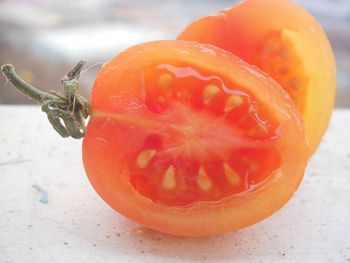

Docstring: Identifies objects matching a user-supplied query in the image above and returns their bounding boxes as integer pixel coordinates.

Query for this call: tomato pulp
[178,0,336,155]
[83,40,307,236]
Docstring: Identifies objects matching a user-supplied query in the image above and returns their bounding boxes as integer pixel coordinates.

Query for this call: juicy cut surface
[95,63,282,206]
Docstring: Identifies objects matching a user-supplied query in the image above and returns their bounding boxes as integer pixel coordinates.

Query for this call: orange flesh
[126,63,281,206]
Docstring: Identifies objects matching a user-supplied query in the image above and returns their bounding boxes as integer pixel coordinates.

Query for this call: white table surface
[0,105,349,263]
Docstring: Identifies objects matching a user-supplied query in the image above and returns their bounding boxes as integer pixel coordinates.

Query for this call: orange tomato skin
[83,40,307,236]
[178,0,336,156]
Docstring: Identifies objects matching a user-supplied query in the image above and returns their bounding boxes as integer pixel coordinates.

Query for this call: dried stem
[1,61,90,139]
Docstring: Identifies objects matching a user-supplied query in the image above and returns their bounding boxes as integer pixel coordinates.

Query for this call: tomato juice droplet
[124,62,282,207]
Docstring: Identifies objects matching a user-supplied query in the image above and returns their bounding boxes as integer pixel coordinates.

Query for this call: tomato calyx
[1,61,89,139]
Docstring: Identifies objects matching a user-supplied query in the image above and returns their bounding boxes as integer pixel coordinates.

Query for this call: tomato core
[118,63,283,206]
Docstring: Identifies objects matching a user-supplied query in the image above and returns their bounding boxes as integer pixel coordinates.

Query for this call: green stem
[1,64,59,103]
[1,61,90,139]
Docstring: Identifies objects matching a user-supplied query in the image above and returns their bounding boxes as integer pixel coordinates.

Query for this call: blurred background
[0,0,349,106]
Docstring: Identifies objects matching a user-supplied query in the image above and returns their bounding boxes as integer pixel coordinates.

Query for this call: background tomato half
[178,0,336,155]
[83,40,307,236]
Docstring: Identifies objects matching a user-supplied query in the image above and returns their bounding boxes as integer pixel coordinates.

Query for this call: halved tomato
[82,40,307,236]
[178,0,336,155]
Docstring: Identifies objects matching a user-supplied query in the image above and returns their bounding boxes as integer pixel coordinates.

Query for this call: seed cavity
[176,89,189,100]
[158,73,173,92]
[158,96,165,103]
[278,49,289,60]
[262,41,279,57]
[197,166,212,191]
[224,95,243,112]
[249,160,259,173]
[224,163,241,186]
[243,157,259,173]
[162,165,176,189]
[203,84,220,104]
[278,66,290,75]
[136,149,156,168]
[289,78,301,90]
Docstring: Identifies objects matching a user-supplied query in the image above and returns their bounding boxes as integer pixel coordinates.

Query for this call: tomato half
[178,0,336,155]
[82,40,307,236]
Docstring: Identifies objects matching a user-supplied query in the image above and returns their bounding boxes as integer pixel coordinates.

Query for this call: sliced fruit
[83,40,307,236]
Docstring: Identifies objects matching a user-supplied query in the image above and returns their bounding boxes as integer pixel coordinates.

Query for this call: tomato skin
[83,40,307,236]
[178,0,336,156]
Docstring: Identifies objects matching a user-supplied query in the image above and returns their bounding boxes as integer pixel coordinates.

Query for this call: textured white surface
[0,106,349,263]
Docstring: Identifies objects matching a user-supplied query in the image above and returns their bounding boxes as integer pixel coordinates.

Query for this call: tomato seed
[136,149,156,168]
[158,73,173,92]
[224,95,243,112]
[197,167,212,191]
[203,84,220,104]
[162,165,176,189]
[224,163,241,186]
